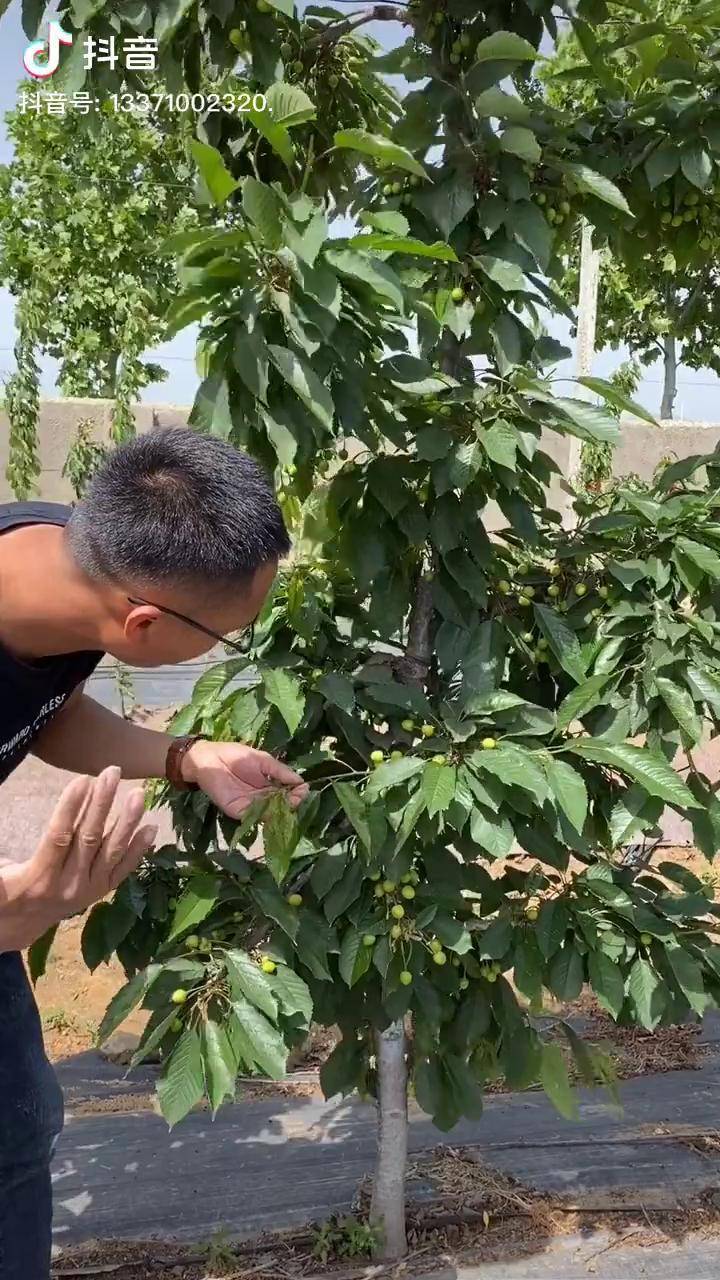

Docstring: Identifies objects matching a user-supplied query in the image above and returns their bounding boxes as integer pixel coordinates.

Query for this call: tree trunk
[370,1020,408,1258]
[660,333,677,420]
[102,351,120,398]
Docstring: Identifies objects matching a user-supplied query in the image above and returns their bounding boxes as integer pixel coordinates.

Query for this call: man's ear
[123,602,161,641]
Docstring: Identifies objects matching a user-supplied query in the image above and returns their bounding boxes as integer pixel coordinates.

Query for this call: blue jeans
[0,952,64,1280]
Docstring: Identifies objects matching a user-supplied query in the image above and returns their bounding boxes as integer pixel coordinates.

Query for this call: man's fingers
[107,823,158,892]
[256,753,305,789]
[89,787,146,891]
[75,766,123,860]
[33,774,95,875]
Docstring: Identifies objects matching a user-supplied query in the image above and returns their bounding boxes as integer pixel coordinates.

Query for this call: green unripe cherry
[382,880,397,894]
[481,737,497,751]
[391,904,405,920]
[518,594,532,607]
[521,631,534,643]
[186,935,200,950]
[597,585,609,599]
[362,934,376,947]
[451,286,465,303]
[390,924,403,940]
[575,583,588,597]
[401,885,416,900]
[399,970,413,986]
[547,584,561,598]
[171,989,188,1005]
[261,957,277,974]
[287,893,303,907]
[430,754,446,766]
[390,750,403,761]
[433,950,448,966]
[640,932,653,945]
[401,718,415,732]
[420,724,435,738]
[370,750,385,764]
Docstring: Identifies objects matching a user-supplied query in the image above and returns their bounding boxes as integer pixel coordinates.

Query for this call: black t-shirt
[0,502,103,785]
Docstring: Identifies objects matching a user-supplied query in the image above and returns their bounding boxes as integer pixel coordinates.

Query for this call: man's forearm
[33,693,173,780]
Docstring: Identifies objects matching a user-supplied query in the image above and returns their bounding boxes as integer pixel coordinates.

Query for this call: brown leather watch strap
[165,735,203,791]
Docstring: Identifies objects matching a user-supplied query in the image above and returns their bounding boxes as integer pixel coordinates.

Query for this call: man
[0,427,307,1279]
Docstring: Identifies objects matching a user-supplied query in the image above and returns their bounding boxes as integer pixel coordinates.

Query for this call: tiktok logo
[23,20,73,79]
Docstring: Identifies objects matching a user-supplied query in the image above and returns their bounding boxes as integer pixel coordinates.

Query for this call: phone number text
[110,91,268,114]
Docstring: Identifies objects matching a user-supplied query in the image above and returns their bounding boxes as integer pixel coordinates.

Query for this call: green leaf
[129,1009,180,1071]
[225,949,278,1020]
[681,144,714,190]
[325,249,404,311]
[557,673,614,729]
[263,667,305,734]
[333,782,371,851]
[333,129,427,180]
[476,87,531,122]
[190,374,233,438]
[364,756,425,802]
[415,173,474,239]
[577,376,656,426]
[540,1042,578,1120]
[27,925,57,985]
[422,762,457,817]
[157,1028,205,1127]
[231,995,287,1077]
[559,162,633,216]
[156,0,196,43]
[644,141,679,190]
[262,791,299,885]
[245,103,295,169]
[339,927,373,987]
[268,345,334,430]
[96,968,158,1047]
[628,957,665,1030]
[551,397,621,444]
[666,944,708,1016]
[264,0,294,13]
[480,419,519,469]
[534,603,587,683]
[203,1020,238,1115]
[548,945,584,1001]
[168,876,220,942]
[535,900,569,960]
[347,234,456,261]
[475,256,526,292]
[189,141,239,208]
[469,744,547,805]
[265,82,315,127]
[469,806,514,858]
[565,741,700,810]
[473,30,538,63]
[655,677,702,746]
[242,178,283,249]
[268,965,313,1025]
[500,126,541,163]
[545,758,588,834]
[687,665,720,716]
[675,537,720,579]
[588,949,625,1019]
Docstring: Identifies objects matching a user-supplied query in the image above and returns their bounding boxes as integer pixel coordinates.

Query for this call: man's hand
[182,740,308,817]
[0,766,157,954]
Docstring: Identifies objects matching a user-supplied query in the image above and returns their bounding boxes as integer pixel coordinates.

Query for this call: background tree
[0,91,197,496]
[14,0,720,1263]
[542,2,720,419]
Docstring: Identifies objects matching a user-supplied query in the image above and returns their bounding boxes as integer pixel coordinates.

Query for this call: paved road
[51,1051,720,1253]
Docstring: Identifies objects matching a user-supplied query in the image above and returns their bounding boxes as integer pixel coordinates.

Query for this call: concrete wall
[2,399,719,505]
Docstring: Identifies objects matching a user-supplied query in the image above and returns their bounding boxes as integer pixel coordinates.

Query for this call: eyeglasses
[127,597,256,656]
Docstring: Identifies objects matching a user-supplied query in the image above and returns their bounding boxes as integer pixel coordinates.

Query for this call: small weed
[312,1214,379,1263]
[42,1008,77,1032]
[202,1227,238,1275]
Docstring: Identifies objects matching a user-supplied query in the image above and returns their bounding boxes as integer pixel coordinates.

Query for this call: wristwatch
[165,734,203,791]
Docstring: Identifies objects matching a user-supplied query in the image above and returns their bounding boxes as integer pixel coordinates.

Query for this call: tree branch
[306,5,410,48]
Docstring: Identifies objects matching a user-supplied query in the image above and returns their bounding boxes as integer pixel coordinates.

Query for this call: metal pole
[567,220,601,521]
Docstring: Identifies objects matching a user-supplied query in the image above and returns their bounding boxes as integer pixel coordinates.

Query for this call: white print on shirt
[0,691,70,760]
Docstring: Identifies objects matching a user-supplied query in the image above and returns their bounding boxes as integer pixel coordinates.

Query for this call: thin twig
[307,4,410,48]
